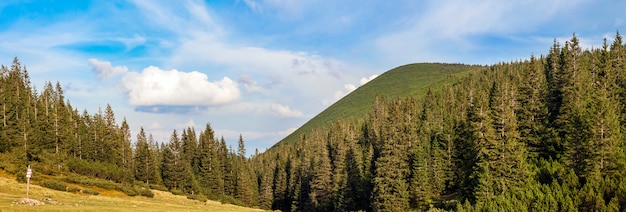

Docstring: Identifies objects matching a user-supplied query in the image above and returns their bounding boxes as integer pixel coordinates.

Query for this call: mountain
[253,34,626,211]
[276,63,480,147]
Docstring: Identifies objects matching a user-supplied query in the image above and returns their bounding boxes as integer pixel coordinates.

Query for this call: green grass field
[275,63,479,147]
[0,171,266,212]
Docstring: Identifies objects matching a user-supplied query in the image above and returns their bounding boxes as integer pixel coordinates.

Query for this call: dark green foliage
[15,171,26,183]
[42,180,67,191]
[118,186,138,196]
[149,183,168,191]
[67,158,131,183]
[67,186,80,192]
[170,189,184,196]
[82,188,100,195]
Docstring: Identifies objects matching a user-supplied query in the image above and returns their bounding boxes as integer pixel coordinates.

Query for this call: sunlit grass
[0,172,266,212]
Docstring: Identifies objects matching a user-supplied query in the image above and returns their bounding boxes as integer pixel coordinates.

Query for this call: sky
[0,0,624,154]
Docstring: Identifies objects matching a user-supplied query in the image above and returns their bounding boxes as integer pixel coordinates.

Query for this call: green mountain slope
[276,63,480,147]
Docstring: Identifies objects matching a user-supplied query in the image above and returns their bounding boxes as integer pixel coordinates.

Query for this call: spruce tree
[371,100,410,211]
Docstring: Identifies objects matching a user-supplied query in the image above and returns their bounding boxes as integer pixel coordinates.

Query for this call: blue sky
[0,0,624,153]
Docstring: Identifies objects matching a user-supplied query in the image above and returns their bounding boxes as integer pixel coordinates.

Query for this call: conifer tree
[475,81,528,200]
[135,127,156,184]
[372,100,410,211]
[517,56,553,159]
[195,124,224,198]
[309,131,333,211]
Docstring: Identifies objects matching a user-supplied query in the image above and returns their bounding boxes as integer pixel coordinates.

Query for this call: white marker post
[26,165,32,199]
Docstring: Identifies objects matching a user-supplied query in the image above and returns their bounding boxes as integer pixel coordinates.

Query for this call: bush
[138,188,154,198]
[66,158,132,183]
[64,175,117,190]
[170,189,184,196]
[42,180,67,191]
[67,186,81,192]
[150,184,168,191]
[118,186,138,196]
[82,188,100,195]
[16,172,26,183]
[219,194,244,206]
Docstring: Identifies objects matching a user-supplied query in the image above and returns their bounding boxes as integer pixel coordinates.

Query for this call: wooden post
[26,165,32,199]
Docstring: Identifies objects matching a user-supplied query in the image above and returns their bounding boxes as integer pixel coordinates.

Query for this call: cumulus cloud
[119,66,240,106]
[88,58,129,79]
[360,74,378,85]
[322,74,378,106]
[269,103,304,118]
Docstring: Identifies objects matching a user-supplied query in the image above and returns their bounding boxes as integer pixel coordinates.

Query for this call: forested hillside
[2,32,626,211]
[0,58,257,206]
[277,63,478,146]
[251,33,626,211]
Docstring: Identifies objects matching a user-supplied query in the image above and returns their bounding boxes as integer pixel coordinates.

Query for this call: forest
[1,33,626,211]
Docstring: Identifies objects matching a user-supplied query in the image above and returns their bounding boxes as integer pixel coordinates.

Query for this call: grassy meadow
[0,171,266,212]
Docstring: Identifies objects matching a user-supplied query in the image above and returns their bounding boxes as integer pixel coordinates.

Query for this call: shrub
[42,180,67,191]
[138,188,154,198]
[219,194,244,206]
[150,184,168,191]
[67,176,117,190]
[66,158,132,184]
[16,172,26,183]
[118,186,138,196]
[67,186,81,192]
[170,189,184,196]
[82,188,100,195]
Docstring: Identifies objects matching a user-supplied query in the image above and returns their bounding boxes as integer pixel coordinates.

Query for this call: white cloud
[216,126,297,143]
[119,66,240,106]
[360,74,378,85]
[174,119,196,129]
[88,58,129,79]
[321,74,379,106]
[269,103,304,118]
[207,102,304,118]
[374,0,586,64]
[238,75,267,94]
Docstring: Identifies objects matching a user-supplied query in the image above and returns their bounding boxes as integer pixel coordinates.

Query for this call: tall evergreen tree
[371,100,410,211]
[135,127,156,184]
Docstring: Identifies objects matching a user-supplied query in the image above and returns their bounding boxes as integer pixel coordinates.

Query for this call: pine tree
[119,118,133,177]
[235,134,254,205]
[558,35,594,178]
[161,130,196,193]
[517,56,553,159]
[195,123,223,198]
[135,127,156,184]
[309,131,332,211]
[371,100,410,211]
[475,81,528,200]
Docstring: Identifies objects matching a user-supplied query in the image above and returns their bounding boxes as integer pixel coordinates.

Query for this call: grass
[0,170,266,212]
[274,63,480,147]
